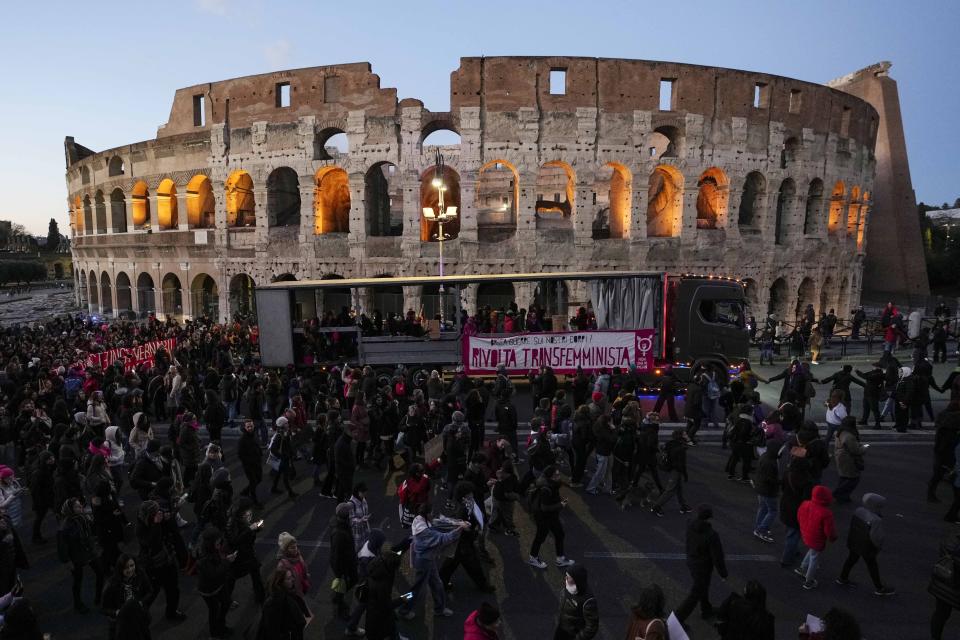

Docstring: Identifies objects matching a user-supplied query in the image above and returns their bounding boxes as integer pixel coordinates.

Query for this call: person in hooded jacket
[781,421,829,484]
[554,565,598,640]
[715,580,774,640]
[359,534,408,640]
[100,553,153,640]
[103,425,126,495]
[833,417,868,504]
[29,450,55,544]
[130,439,164,501]
[528,465,575,570]
[464,602,501,640]
[622,583,667,640]
[399,504,468,620]
[836,492,895,596]
[779,456,814,568]
[797,485,838,590]
[675,504,728,622]
[894,366,916,433]
[199,468,233,534]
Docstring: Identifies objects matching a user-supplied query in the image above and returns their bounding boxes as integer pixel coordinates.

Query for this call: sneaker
[835,577,855,587]
[874,586,896,597]
[556,556,575,568]
[802,579,819,590]
[679,505,693,514]
[527,555,548,569]
[434,607,454,617]
[793,567,806,579]
[651,506,664,517]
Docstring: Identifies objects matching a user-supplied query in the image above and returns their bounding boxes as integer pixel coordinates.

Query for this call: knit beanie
[278,531,297,552]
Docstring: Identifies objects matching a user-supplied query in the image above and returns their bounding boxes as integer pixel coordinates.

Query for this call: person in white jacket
[86,391,109,432]
[104,425,127,498]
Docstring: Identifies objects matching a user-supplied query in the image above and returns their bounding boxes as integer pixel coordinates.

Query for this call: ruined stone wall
[66,58,878,324]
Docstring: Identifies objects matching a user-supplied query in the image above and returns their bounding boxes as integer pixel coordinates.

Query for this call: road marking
[583,551,776,561]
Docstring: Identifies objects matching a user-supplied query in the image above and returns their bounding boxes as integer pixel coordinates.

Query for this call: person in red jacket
[796,485,838,590]
[463,601,501,639]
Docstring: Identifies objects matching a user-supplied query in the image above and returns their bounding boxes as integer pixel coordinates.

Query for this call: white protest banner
[462,329,655,375]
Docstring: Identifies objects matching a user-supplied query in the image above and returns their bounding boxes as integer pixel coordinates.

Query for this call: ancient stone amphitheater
[66,57,879,323]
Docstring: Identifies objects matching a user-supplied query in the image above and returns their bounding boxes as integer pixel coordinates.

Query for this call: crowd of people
[0,303,956,639]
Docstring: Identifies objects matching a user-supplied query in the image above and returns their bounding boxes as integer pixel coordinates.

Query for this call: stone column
[180,265,193,319]
[516,172,538,245]
[110,266,119,318]
[253,188,268,247]
[726,184,743,243]
[627,181,646,241]
[401,171,422,257]
[153,262,164,319]
[298,180,314,243]
[680,185,700,243]
[149,196,160,233]
[461,283,478,316]
[123,196,135,233]
[213,182,228,247]
[514,282,536,311]
[458,176,478,244]
[573,181,593,245]
[177,193,190,231]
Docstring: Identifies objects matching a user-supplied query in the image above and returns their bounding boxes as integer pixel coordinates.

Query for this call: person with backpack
[623,583,667,640]
[835,492,895,596]
[675,504,727,623]
[527,465,575,570]
[725,404,758,482]
[796,485,838,590]
[702,370,723,431]
[554,565,599,640]
[269,417,299,499]
[650,429,692,517]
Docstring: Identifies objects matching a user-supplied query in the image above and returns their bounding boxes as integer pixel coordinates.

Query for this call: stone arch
[420,164,461,242]
[190,273,219,318]
[161,273,183,318]
[535,161,575,231]
[156,179,178,230]
[136,273,156,316]
[272,273,297,283]
[827,180,846,235]
[72,195,84,235]
[361,163,397,237]
[646,164,683,238]
[267,167,301,227]
[774,178,796,245]
[186,174,215,228]
[645,125,681,160]
[226,170,255,227]
[316,166,352,234]
[796,277,817,319]
[819,276,835,316]
[53,263,64,280]
[107,156,124,177]
[316,127,349,160]
[804,179,823,235]
[80,166,90,185]
[836,276,850,316]
[593,163,631,239]
[82,195,93,235]
[742,278,760,317]
[781,136,801,168]
[115,272,132,315]
[229,273,257,317]
[421,123,461,148]
[477,159,518,241]
[131,181,150,229]
[94,190,107,235]
[847,185,862,236]
[767,277,788,320]
[737,171,766,229]
[477,282,515,312]
[88,271,99,309]
[696,167,729,230]
[78,270,88,306]
[100,272,112,315]
[110,188,127,233]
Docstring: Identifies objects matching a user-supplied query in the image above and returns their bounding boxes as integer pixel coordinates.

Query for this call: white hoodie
[104,426,126,467]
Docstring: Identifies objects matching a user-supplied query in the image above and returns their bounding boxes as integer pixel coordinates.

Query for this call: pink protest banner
[462,329,655,375]
[83,338,176,372]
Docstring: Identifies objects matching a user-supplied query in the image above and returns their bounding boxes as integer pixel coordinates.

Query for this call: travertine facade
[66,57,880,323]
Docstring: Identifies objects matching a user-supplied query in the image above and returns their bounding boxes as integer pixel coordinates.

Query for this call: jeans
[754,495,778,534]
[587,454,610,493]
[781,526,801,565]
[400,561,446,614]
[701,398,719,429]
[760,346,774,364]
[799,548,821,583]
[223,401,238,426]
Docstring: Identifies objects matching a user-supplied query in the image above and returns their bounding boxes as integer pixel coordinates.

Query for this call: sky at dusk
[0,0,957,235]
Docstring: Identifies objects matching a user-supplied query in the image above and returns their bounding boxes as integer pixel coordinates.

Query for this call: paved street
[15,354,955,639]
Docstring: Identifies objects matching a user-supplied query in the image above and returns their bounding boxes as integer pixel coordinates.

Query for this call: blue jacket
[411,521,460,568]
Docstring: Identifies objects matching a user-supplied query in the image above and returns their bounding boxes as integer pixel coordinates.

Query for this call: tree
[46,218,60,250]
[954,197,960,209]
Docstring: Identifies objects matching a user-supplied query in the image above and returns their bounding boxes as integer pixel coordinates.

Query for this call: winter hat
[696,504,713,520]
[898,366,912,378]
[145,439,161,454]
[278,531,297,552]
[0,466,13,480]
[205,443,222,457]
[133,412,146,430]
[335,502,352,520]
[591,391,603,403]
[275,416,289,429]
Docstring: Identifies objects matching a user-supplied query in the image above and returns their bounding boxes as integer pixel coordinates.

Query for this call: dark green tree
[46,218,60,251]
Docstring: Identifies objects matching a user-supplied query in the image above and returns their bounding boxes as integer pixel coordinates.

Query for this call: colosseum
[65,57,883,324]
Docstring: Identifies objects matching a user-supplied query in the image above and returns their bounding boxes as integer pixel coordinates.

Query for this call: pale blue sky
[1,0,957,234]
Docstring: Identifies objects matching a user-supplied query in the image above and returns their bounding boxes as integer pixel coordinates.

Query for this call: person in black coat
[136,500,185,622]
[225,497,265,603]
[440,481,495,593]
[725,407,758,482]
[333,429,355,503]
[319,411,344,498]
[60,496,105,613]
[554,564,599,640]
[237,420,263,506]
[494,395,519,461]
[100,553,153,640]
[329,502,357,620]
[53,454,84,514]
[651,429,690,516]
[196,526,235,639]
[930,402,960,503]
[715,580,775,640]
[203,389,227,444]
[778,457,813,568]
[130,440,164,501]
[653,370,680,422]
[855,364,886,428]
[256,567,311,640]
[269,418,298,498]
[675,504,728,622]
[820,365,864,411]
[362,543,406,640]
[91,480,126,572]
[29,450,56,544]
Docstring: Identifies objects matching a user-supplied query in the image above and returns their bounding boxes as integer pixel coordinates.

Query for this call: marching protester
[674,504,728,623]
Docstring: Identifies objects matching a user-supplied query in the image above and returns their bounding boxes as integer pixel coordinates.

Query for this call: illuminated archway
[267,167,301,227]
[186,175,215,228]
[827,180,846,235]
[226,171,255,227]
[131,181,150,229]
[804,179,823,235]
[100,272,112,315]
[156,179,178,230]
[858,192,870,251]
[229,273,256,317]
[161,273,183,318]
[477,159,518,241]
[190,273,219,318]
[738,171,766,229]
[420,165,461,242]
[535,161,575,230]
[593,163,631,239]
[646,165,683,238]
[83,195,93,235]
[115,272,132,315]
[317,166,352,234]
[94,191,107,234]
[72,196,84,235]
[696,167,729,230]
[110,188,127,233]
[136,273,155,316]
[847,186,862,236]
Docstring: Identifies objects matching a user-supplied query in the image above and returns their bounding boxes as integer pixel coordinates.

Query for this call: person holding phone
[226,497,265,604]
[196,525,236,639]
[257,567,312,640]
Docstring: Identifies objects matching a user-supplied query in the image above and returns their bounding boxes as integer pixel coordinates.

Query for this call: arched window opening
[420,165,461,242]
[191,274,219,318]
[535,162,574,231]
[267,167,301,228]
[131,181,150,229]
[108,156,124,177]
[226,171,256,227]
[644,126,680,160]
[827,180,846,235]
[819,277,835,317]
[94,191,107,234]
[88,272,99,309]
[82,195,93,235]
[229,274,257,318]
[738,172,766,230]
[116,272,132,316]
[362,163,400,237]
[421,126,461,148]
[646,165,683,238]
[316,167,352,235]
[593,163,631,239]
[742,279,759,317]
[161,273,183,318]
[796,278,816,320]
[72,196,84,235]
[774,179,796,245]
[767,278,788,320]
[804,179,823,235]
[316,128,349,161]
[156,179,178,230]
[110,188,127,233]
[696,168,729,230]
[781,137,800,168]
[186,175,215,228]
[80,166,90,185]
[477,160,518,242]
[136,273,155,317]
[100,272,112,315]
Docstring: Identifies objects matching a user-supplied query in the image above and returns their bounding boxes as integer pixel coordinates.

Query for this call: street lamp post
[421,149,458,322]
